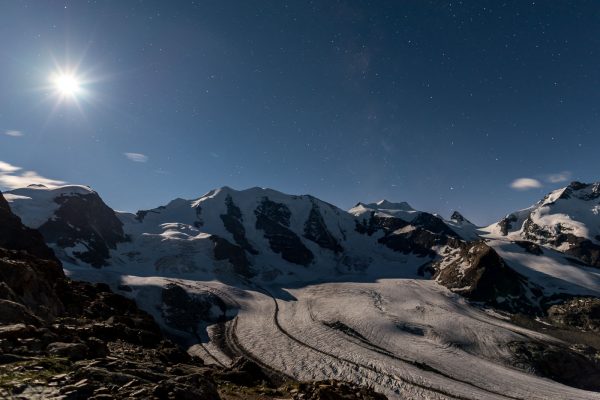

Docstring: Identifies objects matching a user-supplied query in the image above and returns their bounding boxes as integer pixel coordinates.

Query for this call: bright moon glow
[52,74,81,97]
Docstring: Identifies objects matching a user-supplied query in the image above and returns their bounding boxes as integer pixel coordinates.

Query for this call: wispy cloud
[4,130,23,137]
[545,171,571,184]
[510,177,542,190]
[124,152,148,163]
[0,161,22,173]
[0,160,66,190]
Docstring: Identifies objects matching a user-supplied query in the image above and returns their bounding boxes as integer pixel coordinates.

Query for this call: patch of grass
[0,356,72,388]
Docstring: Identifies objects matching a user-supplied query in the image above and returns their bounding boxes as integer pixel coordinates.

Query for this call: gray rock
[47,342,89,360]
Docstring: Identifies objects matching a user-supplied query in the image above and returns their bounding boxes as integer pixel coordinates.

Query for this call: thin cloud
[0,160,66,190]
[545,171,571,184]
[124,152,149,163]
[0,161,21,173]
[510,177,542,190]
[4,130,23,137]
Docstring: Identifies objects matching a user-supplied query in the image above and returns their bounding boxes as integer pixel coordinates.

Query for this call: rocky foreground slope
[0,191,387,400]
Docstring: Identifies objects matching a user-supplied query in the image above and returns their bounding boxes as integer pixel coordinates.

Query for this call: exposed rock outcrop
[509,341,600,392]
[255,197,314,266]
[433,241,540,313]
[211,235,254,277]
[220,195,258,255]
[37,191,128,267]
[303,201,343,253]
[547,297,600,332]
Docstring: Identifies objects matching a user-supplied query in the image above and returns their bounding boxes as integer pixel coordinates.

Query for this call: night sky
[1,1,599,224]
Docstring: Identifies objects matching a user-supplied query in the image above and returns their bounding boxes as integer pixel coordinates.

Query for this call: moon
[51,73,82,98]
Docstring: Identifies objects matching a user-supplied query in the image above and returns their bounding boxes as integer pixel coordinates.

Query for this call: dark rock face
[564,238,600,268]
[558,181,600,201]
[522,218,600,267]
[379,227,457,257]
[0,193,57,261]
[210,235,254,277]
[220,195,258,255]
[514,240,544,255]
[303,202,343,253]
[355,212,409,236]
[411,213,459,237]
[0,191,65,318]
[255,197,314,266]
[135,205,166,222]
[356,206,460,258]
[0,248,65,319]
[498,213,518,236]
[37,192,128,267]
[433,242,539,313]
[547,297,600,332]
[355,209,460,258]
[450,211,469,224]
[509,341,600,392]
[161,283,228,334]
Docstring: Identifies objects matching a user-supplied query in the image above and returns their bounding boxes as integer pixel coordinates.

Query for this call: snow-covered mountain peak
[348,199,419,222]
[482,181,600,267]
[7,184,95,198]
[4,184,98,228]
[374,199,414,211]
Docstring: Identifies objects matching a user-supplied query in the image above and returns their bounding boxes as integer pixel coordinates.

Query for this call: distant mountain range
[3,181,600,398]
[5,180,600,285]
